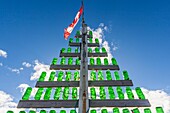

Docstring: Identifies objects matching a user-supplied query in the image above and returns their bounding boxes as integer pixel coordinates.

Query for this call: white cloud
[11,69,20,74]
[7,67,24,74]
[0,90,22,112]
[30,60,52,81]
[22,62,32,68]
[0,49,7,58]
[0,63,3,66]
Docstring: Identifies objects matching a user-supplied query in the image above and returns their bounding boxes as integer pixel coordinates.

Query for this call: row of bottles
[22,87,78,100]
[69,37,99,44]
[90,70,130,81]
[90,87,145,100]
[90,57,118,65]
[51,57,80,65]
[61,47,79,53]
[7,107,164,113]
[39,71,80,82]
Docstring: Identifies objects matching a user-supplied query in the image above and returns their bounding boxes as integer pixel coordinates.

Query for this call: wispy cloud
[0,49,7,58]
[22,62,32,68]
[7,67,23,74]
[0,63,3,66]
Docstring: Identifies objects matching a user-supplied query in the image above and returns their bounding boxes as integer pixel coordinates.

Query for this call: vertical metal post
[78,23,89,113]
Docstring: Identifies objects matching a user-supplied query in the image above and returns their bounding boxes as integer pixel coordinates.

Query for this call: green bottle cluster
[132,108,140,113]
[75,48,78,53]
[104,58,109,65]
[112,58,118,65]
[70,110,76,113]
[90,70,96,80]
[63,87,69,100]
[44,88,52,100]
[90,109,97,113]
[60,57,66,65]
[102,47,106,53]
[90,58,95,65]
[106,70,112,80]
[65,71,72,81]
[61,48,66,53]
[156,107,164,113]
[95,38,99,43]
[123,70,130,80]
[89,31,93,38]
[29,111,36,113]
[50,110,56,113]
[76,38,79,43]
[39,72,46,81]
[75,58,80,65]
[34,88,44,100]
[40,110,46,113]
[52,58,57,65]
[144,108,152,113]
[74,71,80,81]
[60,110,66,113]
[116,87,124,99]
[57,71,64,81]
[22,87,32,100]
[69,38,73,43]
[72,87,78,100]
[113,108,120,113]
[114,71,120,80]
[88,48,92,53]
[90,87,96,100]
[100,86,106,99]
[101,109,108,113]
[98,70,104,80]
[126,87,134,99]
[68,57,73,65]
[95,47,100,53]
[96,57,101,65]
[108,86,115,99]
[76,30,81,36]
[67,47,72,53]
[89,37,93,43]
[123,108,130,113]
[19,111,26,113]
[135,87,145,99]
[48,71,56,81]
[54,87,62,100]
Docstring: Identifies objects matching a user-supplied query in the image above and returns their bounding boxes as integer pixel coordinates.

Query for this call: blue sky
[0,0,170,112]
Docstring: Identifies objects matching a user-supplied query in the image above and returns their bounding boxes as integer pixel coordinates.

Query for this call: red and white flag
[64,6,83,40]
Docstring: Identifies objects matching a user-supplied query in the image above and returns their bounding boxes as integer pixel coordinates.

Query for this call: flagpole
[82,0,85,25]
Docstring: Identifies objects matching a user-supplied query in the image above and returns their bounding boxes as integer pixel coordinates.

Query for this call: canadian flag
[64,6,83,40]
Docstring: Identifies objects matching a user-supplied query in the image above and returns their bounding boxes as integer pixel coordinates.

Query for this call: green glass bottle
[49,71,56,81]
[100,86,106,100]
[132,108,140,113]
[96,57,101,65]
[144,108,152,113]
[112,58,118,65]
[156,107,164,113]
[22,87,32,100]
[7,111,14,113]
[90,70,96,80]
[122,109,130,113]
[135,87,145,99]
[123,70,130,80]
[117,87,124,100]
[108,86,115,99]
[102,47,106,53]
[98,70,104,80]
[106,70,112,80]
[75,48,78,53]
[69,38,73,43]
[67,47,72,53]
[114,71,120,80]
[76,38,79,43]
[34,88,44,100]
[19,111,26,113]
[66,71,72,81]
[57,71,64,81]
[52,58,57,65]
[90,87,96,100]
[76,58,80,65]
[72,87,77,100]
[29,110,36,113]
[63,87,69,100]
[76,30,81,36]
[60,57,66,65]
[101,109,108,113]
[39,71,46,81]
[49,110,56,113]
[68,57,73,65]
[74,71,80,81]
[95,47,100,53]
[60,110,66,113]
[90,109,96,113]
[89,31,93,38]
[61,48,66,53]
[95,38,99,43]
[70,110,76,113]
[88,48,92,53]
[104,58,108,65]
[90,58,95,65]
[44,88,52,100]
[54,87,62,100]
[89,37,93,43]
[40,110,46,113]
[126,87,134,100]
[113,108,120,113]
